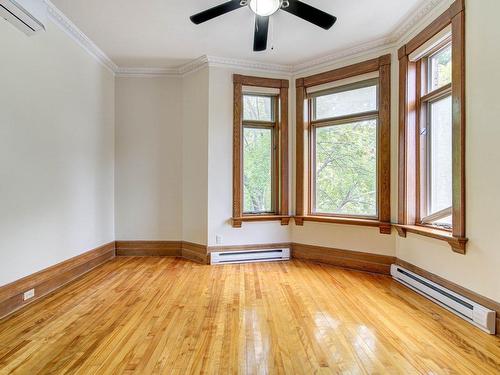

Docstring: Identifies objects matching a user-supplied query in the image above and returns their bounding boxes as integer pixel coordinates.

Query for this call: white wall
[182,68,210,245]
[0,19,115,286]
[396,0,500,302]
[115,76,182,240]
[207,67,291,247]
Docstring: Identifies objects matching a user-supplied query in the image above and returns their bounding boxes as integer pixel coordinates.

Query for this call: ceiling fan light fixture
[249,0,281,17]
[190,0,337,52]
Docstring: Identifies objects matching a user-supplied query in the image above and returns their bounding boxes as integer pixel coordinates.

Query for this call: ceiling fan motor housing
[245,0,289,16]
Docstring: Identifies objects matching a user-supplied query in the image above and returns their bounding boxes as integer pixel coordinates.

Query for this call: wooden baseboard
[182,242,209,264]
[115,241,182,257]
[116,241,209,264]
[291,243,395,275]
[395,259,500,337]
[0,242,115,320]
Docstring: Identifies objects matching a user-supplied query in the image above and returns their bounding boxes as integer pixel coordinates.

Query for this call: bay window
[397,0,466,253]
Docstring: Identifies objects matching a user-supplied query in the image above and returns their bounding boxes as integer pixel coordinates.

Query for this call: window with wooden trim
[311,79,379,218]
[233,74,289,228]
[397,0,467,253]
[295,55,392,234]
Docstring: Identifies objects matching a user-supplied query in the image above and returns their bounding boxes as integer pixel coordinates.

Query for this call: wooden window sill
[293,216,392,235]
[232,216,291,228]
[394,224,468,254]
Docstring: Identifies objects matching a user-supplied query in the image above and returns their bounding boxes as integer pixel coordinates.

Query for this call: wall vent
[211,248,290,265]
[391,264,496,335]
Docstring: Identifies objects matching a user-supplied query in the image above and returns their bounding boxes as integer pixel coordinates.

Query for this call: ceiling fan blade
[190,0,245,25]
[282,0,337,30]
[253,15,269,52]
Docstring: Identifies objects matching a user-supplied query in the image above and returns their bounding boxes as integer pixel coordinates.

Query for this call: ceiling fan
[190,0,337,52]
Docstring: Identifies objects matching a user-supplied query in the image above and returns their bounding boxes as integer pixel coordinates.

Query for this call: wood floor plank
[0,258,498,374]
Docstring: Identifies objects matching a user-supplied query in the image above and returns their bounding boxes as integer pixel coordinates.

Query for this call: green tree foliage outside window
[314,120,377,217]
[242,94,275,214]
[243,127,272,213]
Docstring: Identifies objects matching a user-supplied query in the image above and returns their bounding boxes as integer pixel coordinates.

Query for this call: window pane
[429,95,452,215]
[314,119,377,216]
[314,85,377,120]
[429,45,452,91]
[434,215,452,226]
[243,95,273,122]
[243,127,273,213]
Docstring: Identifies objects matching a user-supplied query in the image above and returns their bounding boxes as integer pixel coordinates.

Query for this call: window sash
[310,114,380,219]
[427,43,452,93]
[242,95,279,215]
[311,79,380,122]
[309,79,381,220]
[242,93,277,122]
[421,207,452,226]
[417,56,453,228]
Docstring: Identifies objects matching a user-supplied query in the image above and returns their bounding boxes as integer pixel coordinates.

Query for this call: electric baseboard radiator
[391,264,496,335]
[210,248,290,265]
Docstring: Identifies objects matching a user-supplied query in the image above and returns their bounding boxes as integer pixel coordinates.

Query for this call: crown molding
[291,36,392,76]
[205,56,293,75]
[44,0,448,78]
[179,55,210,76]
[389,0,450,44]
[291,0,448,76]
[115,67,179,78]
[117,55,293,78]
[44,0,118,74]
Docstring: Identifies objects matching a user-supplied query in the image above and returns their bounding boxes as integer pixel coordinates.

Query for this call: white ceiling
[50,0,430,69]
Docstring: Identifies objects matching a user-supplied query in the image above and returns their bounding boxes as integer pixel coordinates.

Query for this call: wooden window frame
[295,55,392,235]
[232,74,290,228]
[396,0,467,254]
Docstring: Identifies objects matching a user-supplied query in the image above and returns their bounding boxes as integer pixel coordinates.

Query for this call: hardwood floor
[0,258,498,374]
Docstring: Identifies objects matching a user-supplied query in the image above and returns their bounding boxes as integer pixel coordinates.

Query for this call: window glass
[429,44,452,91]
[243,127,273,213]
[434,215,452,226]
[243,95,273,122]
[314,119,377,217]
[314,85,377,120]
[429,95,453,215]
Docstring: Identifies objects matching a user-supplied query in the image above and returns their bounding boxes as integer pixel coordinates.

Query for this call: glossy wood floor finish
[0,258,499,374]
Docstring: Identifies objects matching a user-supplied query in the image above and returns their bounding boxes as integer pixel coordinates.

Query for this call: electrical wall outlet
[215,235,223,245]
[23,288,35,301]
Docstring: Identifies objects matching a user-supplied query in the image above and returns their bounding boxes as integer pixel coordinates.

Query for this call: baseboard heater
[391,265,496,334]
[211,248,290,265]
